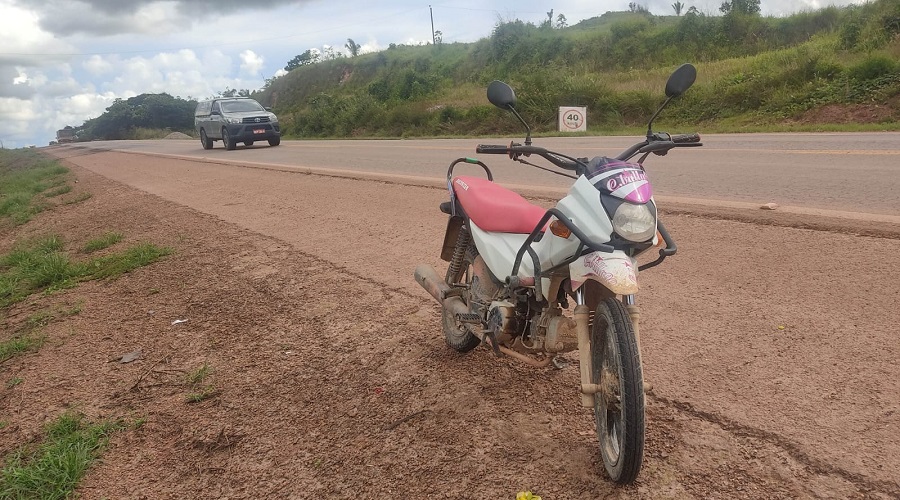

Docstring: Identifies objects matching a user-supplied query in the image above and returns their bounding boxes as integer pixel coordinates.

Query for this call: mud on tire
[591,297,645,484]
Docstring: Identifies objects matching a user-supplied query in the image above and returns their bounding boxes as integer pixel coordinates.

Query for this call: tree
[218,88,250,98]
[323,45,343,60]
[542,9,554,29]
[628,2,649,14]
[284,49,319,71]
[345,38,361,57]
[719,0,760,15]
[672,1,684,16]
[556,14,568,29]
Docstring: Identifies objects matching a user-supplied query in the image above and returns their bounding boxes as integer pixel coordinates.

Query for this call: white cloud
[83,55,115,76]
[359,41,381,55]
[0,2,74,66]
[240,50,265,75]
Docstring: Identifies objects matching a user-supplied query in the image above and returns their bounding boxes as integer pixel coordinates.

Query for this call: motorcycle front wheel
[591,298,645,484]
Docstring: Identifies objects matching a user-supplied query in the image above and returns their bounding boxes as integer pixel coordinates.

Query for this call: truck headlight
[612,202,657,242]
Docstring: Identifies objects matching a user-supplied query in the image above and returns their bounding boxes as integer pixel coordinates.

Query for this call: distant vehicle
[56,127,76,143]
[194,97,281,151]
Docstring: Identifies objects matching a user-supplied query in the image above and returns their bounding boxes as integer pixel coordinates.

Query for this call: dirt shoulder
[2,151,899,498]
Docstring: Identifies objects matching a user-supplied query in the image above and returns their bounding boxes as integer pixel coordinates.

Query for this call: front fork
[576,293,643,408]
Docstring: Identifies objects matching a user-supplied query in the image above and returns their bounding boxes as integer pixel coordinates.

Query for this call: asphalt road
[73,132,900,216]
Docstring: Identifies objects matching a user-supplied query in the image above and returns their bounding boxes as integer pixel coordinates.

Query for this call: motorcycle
[414,63,702,484]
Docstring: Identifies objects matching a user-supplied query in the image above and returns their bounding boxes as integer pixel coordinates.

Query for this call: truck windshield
[221,100,265,113]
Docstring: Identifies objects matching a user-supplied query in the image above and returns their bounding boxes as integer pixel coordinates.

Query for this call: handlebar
[615,132,702,160]
[478,132,701,169]
[671,133,701,144]
[475,144,511,155]
[477,142,584,172]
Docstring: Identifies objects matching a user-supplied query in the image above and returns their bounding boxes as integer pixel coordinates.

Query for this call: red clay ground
[1,149,898,499]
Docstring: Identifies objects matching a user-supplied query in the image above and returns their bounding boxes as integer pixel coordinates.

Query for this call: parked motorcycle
[414,64,702,484]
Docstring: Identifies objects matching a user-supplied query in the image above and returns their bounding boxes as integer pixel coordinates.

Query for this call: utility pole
[430,5,436,45]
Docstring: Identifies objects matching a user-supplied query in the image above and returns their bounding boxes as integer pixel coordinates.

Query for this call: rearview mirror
[665,63,697,98]
[487,81,517,110]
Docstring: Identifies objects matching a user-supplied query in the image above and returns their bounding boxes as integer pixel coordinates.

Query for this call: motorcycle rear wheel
[441,248,481,353]
[441,302,481,352]
[591,298,645,484]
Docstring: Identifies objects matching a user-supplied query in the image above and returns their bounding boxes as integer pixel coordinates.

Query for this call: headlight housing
[612,202,657,242]
[224,116,243,124]
[268,113,278,123]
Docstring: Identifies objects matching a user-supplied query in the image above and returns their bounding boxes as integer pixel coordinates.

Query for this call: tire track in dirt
[305,253,898,497]
[652,394,900,498]
[289,222,898,497]
[233,231,900,498]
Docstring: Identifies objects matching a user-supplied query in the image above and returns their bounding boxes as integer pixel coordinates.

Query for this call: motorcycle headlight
[612,202,657,242]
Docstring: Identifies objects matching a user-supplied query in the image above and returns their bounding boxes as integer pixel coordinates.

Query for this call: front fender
[569,250,638,295]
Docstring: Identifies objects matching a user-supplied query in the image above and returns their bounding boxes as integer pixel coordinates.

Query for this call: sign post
[559,107,587,133]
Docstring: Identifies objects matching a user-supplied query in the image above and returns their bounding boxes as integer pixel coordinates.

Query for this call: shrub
[848,55,897,81]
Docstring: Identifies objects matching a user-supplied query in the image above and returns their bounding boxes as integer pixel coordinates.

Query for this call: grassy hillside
[254,0,900,138]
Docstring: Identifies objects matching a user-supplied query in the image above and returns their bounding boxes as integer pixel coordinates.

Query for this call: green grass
[186,389,218,403]
[5,377,23,389]
[0,235,172,307]
[0,335,44,364]
[185,363,217,403]
[0,304,82,365]
[81,232,123,253]
[0,150,72,225]
[61,193,92,205]
[24,304,83,331]
[0,412,122,500]
[82,243,172,279]
[184,363,212,385]
[43,185,72,198]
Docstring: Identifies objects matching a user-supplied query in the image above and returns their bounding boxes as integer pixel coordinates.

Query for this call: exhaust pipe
[415,263,470,318]
[414,264,449,303]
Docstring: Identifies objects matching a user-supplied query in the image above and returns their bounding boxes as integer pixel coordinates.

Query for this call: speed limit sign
[559,107,587,132]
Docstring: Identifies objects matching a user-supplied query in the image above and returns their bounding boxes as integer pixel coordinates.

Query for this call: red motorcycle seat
[452,176,547,234]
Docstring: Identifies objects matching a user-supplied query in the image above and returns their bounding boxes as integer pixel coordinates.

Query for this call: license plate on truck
[253,129,265,134]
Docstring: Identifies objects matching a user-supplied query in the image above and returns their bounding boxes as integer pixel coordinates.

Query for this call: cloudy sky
[1,0,865,148]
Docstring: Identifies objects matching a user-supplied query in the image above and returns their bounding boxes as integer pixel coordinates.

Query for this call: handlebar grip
[475,144,510,154]
[671,133,701,144]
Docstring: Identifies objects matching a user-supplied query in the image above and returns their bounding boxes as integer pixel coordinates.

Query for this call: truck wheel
[222,128,236,150]
[200,129,213,150]
[268,137,281,147]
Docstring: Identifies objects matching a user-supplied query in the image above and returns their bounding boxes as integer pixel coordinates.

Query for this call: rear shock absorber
[445,226,471,284]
